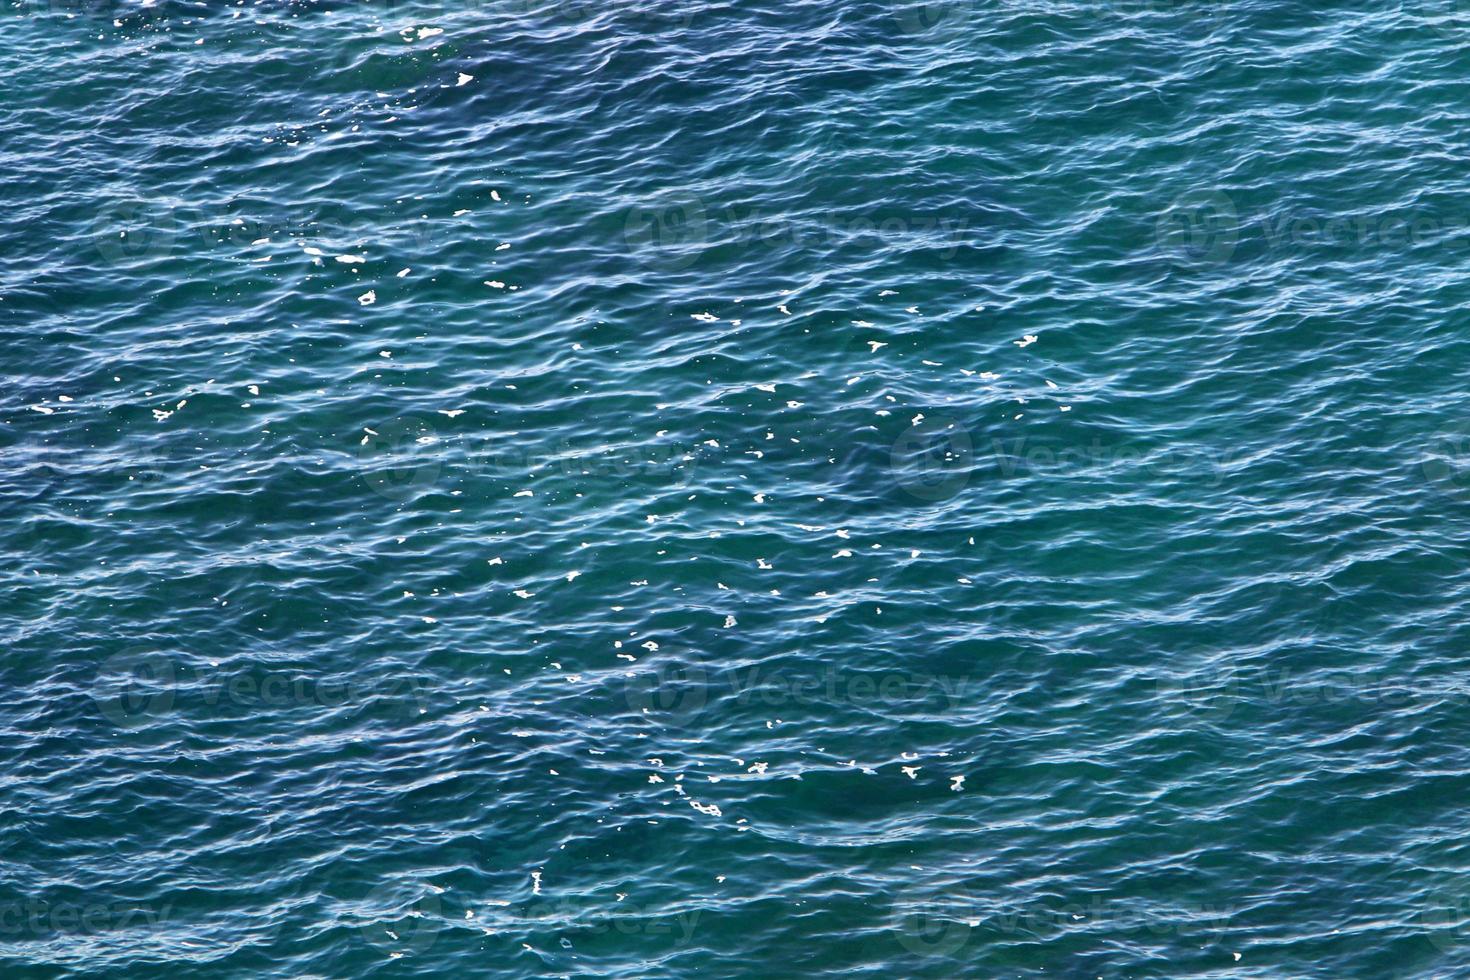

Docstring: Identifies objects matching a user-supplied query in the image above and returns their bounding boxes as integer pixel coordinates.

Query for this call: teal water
[7,0,1470,975]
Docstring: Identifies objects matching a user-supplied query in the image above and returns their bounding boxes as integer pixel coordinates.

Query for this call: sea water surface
[6,0,1470,976]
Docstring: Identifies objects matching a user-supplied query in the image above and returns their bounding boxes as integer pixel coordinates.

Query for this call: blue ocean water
[7,0,1470,975]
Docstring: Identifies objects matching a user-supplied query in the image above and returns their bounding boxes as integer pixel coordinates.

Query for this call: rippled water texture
[7,0,1470,975]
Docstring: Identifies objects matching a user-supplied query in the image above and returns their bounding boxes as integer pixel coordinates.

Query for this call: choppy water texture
[8,0,1470,975]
